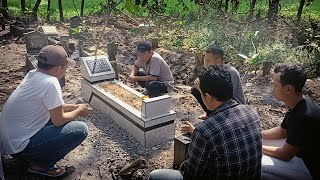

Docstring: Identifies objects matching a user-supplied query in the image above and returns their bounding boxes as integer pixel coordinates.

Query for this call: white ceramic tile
[142,96,172,119]
[145,123,175,147]
[144,111,176,128]
[80,79,93,102]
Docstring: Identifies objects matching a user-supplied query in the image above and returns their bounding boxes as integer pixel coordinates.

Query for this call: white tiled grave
[81,78,176,147]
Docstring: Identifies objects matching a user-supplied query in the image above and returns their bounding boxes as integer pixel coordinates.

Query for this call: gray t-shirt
[225,64,246,104]
[0,70,64,154]
[134,52,174,92]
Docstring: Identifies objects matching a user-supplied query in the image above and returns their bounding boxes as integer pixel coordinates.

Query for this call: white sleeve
[42,78,65,110]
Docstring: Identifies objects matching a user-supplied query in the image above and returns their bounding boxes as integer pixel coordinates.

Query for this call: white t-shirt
[0,70,64,154]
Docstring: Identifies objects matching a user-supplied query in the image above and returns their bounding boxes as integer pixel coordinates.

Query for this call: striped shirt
[184,100,262,180]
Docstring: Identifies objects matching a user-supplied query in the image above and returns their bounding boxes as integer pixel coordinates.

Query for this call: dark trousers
[191,86,212,115]
[136,71,168,98]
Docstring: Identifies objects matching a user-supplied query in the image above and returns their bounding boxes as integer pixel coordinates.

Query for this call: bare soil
[1,16,320,180]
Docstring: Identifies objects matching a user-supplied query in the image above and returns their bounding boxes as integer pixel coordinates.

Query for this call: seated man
[129,41,174,98]
[149,65,262,180]
[0,45,92,177]
[261,64,319,180]
[191,46,246,120]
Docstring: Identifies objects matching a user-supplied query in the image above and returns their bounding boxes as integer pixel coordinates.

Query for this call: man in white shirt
[0,45,92,177]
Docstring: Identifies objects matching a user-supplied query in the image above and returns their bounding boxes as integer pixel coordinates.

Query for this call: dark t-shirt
[281,99,320,179]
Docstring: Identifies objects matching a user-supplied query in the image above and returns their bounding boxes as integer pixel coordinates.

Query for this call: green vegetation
[8,0,105,21]
[6,0,320,77]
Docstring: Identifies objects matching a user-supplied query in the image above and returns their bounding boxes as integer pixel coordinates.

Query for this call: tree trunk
[217,0,223,13]
[297,0,305,22]
[47,0,51,21]
[268,0,280,25]
[80,0,85,17]
[21,0,26,13]
[58,0,64,21]
[225,0,229,13]
[32,0,41,19]
[231,0,239,15]
[248,0,256,19]
[1,0,9,19]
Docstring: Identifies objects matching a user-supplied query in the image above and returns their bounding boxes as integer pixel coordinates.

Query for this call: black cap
[136,41,152,53]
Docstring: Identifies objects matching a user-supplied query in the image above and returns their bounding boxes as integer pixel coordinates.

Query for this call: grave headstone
[173,135,190,169]
[39,26,59,37]
[24,31,48,54]
[107,42,118,61]
[69,16,82,38]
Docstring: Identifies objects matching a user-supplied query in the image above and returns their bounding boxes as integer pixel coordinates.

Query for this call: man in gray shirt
[191,46,246,120]
[129,41,174,98]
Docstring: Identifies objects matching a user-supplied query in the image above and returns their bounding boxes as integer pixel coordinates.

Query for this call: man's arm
[63,104,79,112]
[132,75,157,82]
[130,65,139,77]
[262,126,287,139]
[262,143,299,161]
[49,104,92,127]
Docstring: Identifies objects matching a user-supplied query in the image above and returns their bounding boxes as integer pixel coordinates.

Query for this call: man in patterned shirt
[149,65,262,180]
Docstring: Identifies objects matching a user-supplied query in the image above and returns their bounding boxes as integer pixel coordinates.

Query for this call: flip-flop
[28,165,66,177]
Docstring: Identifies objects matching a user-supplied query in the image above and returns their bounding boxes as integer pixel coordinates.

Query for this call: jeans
[191,86,211,115]
[12,120,88,170]
[261,139,312,180]
[149,169,183,180]
[136,71,168,98]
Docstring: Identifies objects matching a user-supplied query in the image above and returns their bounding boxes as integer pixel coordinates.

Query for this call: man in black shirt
[261,64,320,180]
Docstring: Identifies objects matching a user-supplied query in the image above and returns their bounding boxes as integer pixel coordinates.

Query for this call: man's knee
[66,121,89,141]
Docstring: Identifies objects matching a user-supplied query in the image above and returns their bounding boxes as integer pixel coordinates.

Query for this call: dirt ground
[1,16,320,180]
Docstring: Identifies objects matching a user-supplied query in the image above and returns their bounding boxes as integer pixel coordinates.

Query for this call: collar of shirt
[208,100,238,117]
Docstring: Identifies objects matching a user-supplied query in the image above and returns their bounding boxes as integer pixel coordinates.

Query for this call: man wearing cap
[191,46,246,120]
[129,41,174,98]
[0,45,92,177]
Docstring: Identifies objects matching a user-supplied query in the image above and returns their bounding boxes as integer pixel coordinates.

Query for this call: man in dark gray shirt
[129,41,174,98]
[191,47,246,120]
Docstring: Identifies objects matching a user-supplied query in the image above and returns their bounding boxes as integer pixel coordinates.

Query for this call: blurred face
[204,53,222,67]
[137,50,152,62]
[273,73,288,102]
[57,63,67,79]
[199,81,214,110]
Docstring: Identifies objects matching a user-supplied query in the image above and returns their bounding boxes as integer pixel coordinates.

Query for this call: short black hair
[37,61,57,70]
[274,64,307,93]
[205,46,224,61]
[199,65,233,102]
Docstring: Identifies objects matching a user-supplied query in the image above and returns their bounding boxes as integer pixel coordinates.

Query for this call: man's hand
[194,78,200,90]
[180,121,195,134]
[129,75,138,83]
[78,104,92,117]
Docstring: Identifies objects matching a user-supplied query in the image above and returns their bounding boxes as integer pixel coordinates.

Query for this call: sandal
[28,164,66,177]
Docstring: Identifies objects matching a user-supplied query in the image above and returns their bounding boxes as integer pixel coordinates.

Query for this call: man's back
[225,65,246,104]
[0,70,64,154]
[185,100,262,179]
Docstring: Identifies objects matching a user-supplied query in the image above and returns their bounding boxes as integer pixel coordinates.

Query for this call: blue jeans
[149,169,183,180]
[12,120,88,169]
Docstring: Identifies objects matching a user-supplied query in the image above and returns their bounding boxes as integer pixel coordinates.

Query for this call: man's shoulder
[151,52,165,62]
